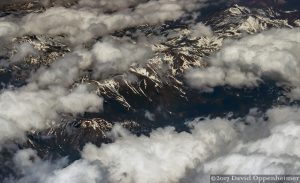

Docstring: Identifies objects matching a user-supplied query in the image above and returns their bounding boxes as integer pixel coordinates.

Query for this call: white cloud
[58,84,102,114]
[19,0,184,44]
[0,40,109,144]
[31,50,92,87]
[6,148,107,183]
[2,2,299,183]
[43,160,107,183]
[0,21,19,38]
[194,106,300,181]
[0,83,102,143]
[81,106,300,182]
[185,28,300,98]
[0,0,223,45]
[8,105,300,183]
[10,43,37,63]
[0,33,154,144]
[81,118,237,183]
[189,23,213,38]
[145,110,155,121]
[31,37,152,81]
[91,39,152,77]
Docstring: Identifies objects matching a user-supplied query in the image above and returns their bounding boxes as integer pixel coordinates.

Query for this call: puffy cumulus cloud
[91,39,152,77]
[7,119,236,183]
[185,28,300,98]
[43,160,107,183]
[8,105,300,183]
[81,119,237,183]
[19,0,184,44]
[58,85,102,114]
[31,50,93,87]
[0,35,153,143]
[189,23,213,38]
[0,21,19,38]
[79,106,300,182]
[10,42,38,63]
[0,83,102,143]
[0,41,109,144]
[133,0,183,24]
[21,7,102,44]
[192,106,300,182]
[5,148,108,183]
[30,38,152,81]
[0,0,223,45]
[186,67,259,92]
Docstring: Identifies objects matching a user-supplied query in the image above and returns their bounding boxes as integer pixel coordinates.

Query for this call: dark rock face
[0,0,299,180]
[0,0,78,9]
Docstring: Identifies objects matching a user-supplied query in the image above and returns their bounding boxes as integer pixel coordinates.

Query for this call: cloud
[81,118,237,183]
[0,40,110,144]
[0,0,224,45]
[80,106,300,182]
[8,105,300,183]
[10,43,37,63]
[189,23,213,38]
[0,30,155,144]
[185,28,300,98]
[91,38,152,78]
[145,110,155,121]
[18,0,184,44]
[5,148,107,183]
[43,160,108,183]
[30,37,152,81]
[0,21,19,38]
[0,28,154,144]
[7,118,236,183]
[2,1,299,183]
[192,106,300,182]
[30,50,92,87]
[0,83,103,143]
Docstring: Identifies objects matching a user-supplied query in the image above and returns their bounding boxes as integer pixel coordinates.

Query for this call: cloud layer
[1,1,299,183]
[0,34,154,143]
[185,28,300,97]
[0,0,223,44]
[6,105,300,183]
